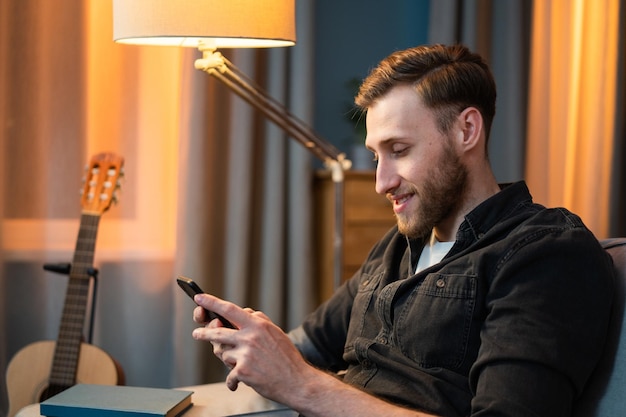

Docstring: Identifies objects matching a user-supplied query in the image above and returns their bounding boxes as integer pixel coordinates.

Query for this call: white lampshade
[113,0,296,48]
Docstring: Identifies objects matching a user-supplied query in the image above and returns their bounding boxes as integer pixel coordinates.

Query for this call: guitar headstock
[80,153,125,215]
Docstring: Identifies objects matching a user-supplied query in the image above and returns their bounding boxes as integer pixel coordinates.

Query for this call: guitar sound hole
[39,384,70,402]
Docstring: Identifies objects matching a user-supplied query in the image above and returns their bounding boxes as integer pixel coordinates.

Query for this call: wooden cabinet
[313,170,396,303]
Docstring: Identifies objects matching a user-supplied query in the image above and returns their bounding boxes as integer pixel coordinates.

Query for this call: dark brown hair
[355,44,497,143]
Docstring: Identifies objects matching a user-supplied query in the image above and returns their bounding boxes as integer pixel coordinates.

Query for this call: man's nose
[374,159,398,196]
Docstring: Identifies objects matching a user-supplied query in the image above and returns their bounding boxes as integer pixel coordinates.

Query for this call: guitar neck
[48,213,101,389]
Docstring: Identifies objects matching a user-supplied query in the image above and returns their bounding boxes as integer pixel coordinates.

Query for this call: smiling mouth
[389,193,413,212]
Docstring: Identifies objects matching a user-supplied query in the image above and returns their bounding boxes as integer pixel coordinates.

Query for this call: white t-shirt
[415,231,454,274]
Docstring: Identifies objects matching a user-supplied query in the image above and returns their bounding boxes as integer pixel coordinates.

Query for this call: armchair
[573,238,626,416]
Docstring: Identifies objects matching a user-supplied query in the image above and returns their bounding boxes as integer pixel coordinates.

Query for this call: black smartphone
[176,276,236,329]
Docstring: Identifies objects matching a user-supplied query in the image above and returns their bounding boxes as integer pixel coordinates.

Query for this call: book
[40,384,193,417]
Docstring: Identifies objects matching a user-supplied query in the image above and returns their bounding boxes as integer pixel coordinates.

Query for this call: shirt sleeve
[296,279,356,372]
[469,223,614,416]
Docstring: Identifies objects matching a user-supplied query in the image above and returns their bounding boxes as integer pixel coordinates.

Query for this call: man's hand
[191,293,312,401]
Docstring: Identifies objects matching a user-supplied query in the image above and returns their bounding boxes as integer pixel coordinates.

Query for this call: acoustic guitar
[6,153,126,417]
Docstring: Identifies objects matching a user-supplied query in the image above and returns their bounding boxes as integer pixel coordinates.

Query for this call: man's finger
[194,293,251,329]
[226,371,240,391]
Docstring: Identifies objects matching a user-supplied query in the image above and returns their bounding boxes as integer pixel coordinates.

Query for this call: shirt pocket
[344,272,383,354]
[395,273,477,369]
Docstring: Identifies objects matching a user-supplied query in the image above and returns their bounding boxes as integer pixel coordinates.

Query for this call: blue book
[40,384,193,417]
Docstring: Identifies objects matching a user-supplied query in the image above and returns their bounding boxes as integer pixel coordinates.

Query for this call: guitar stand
[42,262,100,344]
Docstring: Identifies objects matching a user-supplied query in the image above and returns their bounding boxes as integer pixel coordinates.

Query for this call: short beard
[396,141,468,239]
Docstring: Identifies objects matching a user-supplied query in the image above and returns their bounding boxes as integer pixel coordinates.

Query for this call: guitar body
[6,340,123,417]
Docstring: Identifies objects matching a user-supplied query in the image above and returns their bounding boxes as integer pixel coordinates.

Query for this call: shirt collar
[458,180,535,243]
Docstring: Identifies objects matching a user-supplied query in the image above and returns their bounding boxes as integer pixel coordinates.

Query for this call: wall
[313,0,431,164]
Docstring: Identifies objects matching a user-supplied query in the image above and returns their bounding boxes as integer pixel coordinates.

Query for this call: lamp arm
[194,46,351,182]
[195,44,349,293]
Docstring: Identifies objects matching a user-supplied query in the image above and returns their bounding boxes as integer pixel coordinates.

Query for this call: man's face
[364,85,468,239]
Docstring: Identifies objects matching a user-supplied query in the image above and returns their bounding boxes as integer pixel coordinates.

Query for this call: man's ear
[455,107,484,152]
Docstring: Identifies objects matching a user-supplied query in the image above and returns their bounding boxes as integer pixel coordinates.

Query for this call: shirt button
[436,278,446,288]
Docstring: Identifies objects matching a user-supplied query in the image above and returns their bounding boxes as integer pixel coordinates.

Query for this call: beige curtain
[0,0,316,414]
[525,0,622,239]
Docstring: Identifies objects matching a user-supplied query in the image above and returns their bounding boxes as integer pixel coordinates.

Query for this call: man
[191,44,614,416]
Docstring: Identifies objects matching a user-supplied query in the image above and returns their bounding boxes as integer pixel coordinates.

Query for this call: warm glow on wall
[85,0,181,259]
[526,0,620,238]
[2,0,181,261]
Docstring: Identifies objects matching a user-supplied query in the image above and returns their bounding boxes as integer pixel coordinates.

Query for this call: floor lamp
[112,0,351,292]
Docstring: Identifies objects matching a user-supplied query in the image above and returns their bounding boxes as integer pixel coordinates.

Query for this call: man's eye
[391,147,408,156]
